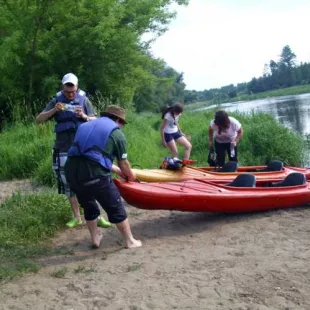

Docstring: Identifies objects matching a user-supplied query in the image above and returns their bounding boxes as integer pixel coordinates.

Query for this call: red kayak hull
[114,179,310,213]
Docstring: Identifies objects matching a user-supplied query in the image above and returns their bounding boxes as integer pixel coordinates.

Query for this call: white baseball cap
[62,73,78,86]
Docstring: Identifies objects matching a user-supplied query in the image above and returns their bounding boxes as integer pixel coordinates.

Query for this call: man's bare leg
[68,195,82,221]
[116,218,142,248]
[86,219,103,248]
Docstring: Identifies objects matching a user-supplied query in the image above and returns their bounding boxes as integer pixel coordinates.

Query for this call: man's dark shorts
[69,176,127,224]
[164,131,183,143]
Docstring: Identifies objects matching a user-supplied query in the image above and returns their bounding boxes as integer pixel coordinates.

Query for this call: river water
[199,93,310,135]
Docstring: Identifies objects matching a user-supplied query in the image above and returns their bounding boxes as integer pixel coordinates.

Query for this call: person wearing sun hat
[36,73,111,229]
[64,105,142,249]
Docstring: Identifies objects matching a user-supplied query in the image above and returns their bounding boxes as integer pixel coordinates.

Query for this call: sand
[1,180,310,310]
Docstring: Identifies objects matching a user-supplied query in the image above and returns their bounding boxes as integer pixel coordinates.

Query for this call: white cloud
[147,0,310,90]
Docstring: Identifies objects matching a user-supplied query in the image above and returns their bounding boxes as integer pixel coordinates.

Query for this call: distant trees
[185,45,310,103]
[248,45,300,93]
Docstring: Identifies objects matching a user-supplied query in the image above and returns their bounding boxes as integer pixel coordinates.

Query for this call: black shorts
[164,131,183,143]
[70,176,127,223]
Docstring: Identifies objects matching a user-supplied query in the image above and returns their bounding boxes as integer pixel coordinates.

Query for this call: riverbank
[185,85,310,111]
[1,183,310,309]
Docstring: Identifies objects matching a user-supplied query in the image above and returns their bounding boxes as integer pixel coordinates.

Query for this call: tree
[0,0,189,122]
[279,45,296,69]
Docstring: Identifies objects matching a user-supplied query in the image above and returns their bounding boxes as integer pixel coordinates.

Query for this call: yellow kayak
[132,163,310,183]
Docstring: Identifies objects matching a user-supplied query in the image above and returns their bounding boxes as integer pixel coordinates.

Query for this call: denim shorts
[164,131,183,143]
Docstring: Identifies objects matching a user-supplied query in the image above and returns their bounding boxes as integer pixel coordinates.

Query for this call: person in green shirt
[65,105,142,249]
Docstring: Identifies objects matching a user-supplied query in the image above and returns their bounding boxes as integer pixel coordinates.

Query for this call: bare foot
[125,239,142,249]
[92,233,103,249]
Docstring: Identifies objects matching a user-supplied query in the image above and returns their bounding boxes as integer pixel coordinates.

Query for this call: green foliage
[0,191,71,281]
[0,111,307,185]
[235,112,306,166]
[133,64,185,113]
[0,122,54,180]
[0,0,188,122]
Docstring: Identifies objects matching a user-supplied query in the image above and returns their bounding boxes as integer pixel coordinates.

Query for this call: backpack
[160,157,182,170]
[208,147,217,167]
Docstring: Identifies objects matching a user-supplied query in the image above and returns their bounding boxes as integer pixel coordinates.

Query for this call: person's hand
[112,165,128,180]
[75,106,87,120]
[162,140,167,148]
[55,102,64,112]
[208,141,214,149]
[231,141,237,147]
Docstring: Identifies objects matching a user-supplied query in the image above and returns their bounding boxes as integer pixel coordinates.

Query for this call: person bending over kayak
[208,110,243,167]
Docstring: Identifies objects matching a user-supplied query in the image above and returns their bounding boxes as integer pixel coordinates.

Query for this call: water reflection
[200,93,310,135]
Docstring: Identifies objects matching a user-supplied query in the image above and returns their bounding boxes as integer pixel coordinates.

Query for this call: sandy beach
[1,181,310,310]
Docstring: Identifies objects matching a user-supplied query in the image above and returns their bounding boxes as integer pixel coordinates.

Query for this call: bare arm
[160,119,168,147]
[177,123,183,135]
[118,159,136,182]
[208,126,214,148]
[112,164,123,177]
[36,102,62,124]
[75,107,97,121]
[232,128,243,146]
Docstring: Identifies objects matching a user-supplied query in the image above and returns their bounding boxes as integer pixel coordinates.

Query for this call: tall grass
[0,191,71,281]
[0,110,307,184]
[0,122,54,180]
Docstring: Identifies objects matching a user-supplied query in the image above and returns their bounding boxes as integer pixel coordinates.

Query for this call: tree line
[1,1,309,126]
[184,45,310,104]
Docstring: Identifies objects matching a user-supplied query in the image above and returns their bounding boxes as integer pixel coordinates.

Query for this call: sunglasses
[64,90,77,95]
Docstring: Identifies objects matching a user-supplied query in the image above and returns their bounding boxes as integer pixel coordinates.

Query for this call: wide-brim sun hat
[101,105,127,124]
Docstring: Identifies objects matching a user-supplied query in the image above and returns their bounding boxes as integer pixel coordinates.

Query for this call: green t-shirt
[65,129,127,182]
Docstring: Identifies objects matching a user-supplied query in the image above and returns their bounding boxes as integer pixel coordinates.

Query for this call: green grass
[0,110,308,185]
[50,267,68,278]
[0,122,54,181]
[0,191,71,281]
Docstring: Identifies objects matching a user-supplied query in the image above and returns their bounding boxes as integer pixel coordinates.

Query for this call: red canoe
[115,173,310,213]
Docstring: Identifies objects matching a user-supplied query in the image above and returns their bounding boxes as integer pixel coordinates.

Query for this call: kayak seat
[227,174,256,187]
[216,161,238,173]
[260,160,284,172]
[271,172,306,187]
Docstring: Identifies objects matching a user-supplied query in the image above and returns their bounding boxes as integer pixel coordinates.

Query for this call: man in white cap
[36,73,111,229]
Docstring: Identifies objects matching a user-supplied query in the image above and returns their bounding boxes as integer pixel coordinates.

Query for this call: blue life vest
[54,89,87,133]
[68,117,119,171]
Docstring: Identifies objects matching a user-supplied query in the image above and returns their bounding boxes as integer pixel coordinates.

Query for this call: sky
[145,0,310,91]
